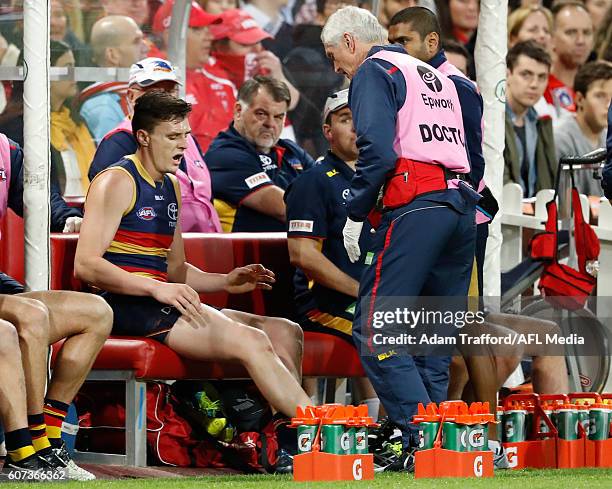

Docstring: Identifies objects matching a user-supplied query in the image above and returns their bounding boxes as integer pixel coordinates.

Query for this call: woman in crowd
[437,0,479,45]
[50,40,95,198]
[508,5,553,53]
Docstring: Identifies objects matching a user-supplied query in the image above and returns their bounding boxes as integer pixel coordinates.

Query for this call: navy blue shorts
[0,272,25,294]
[100,292,182,343]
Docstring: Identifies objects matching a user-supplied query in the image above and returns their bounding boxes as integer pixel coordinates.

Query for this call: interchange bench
[49,233,365,466]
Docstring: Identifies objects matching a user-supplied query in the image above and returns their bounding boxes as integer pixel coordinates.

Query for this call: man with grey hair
[322,6,477,470]
[205,75,315,232]
[80,15,148,143]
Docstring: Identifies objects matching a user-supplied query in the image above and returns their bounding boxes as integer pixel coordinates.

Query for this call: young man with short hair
[285,89,379,418]
[556,61,612,196]
[504,41,557,196]
[76,91,311,473]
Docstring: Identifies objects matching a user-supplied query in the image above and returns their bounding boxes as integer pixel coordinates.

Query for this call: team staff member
[285,90,378,417]
[75,92,311,472]
[89,57,222,233]
[206,76,315,232]
[387,7,511,467]
[322,7,477,469]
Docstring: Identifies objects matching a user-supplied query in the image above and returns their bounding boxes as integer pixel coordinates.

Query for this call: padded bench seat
[52,332,365,380]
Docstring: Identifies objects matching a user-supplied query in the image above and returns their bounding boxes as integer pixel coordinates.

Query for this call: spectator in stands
[0,31,21,133]
[206,76,314,232]
[556,61,612,196]
[152,1,237,152]
[504,41,557,197]
[199,0,238,13]
[508,5,553,52]
[50,0,91,66]
[76,90,310,473]
[543,1,594,119]
[102,0,149,27]
[285,90,379,418]
[80,16,148,144]
[283,0,348,155]
[594,5,612,59]
[210,9,300,108]
[89,57,222,233]
[436,0,479,45]
[377,0,418,27]
[242,0,294,58]
[585,0,610,31]
[50,41,95,198]
[441,39,471,76]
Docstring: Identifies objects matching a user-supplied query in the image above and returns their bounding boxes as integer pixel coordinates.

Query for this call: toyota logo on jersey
[417,66,443,93]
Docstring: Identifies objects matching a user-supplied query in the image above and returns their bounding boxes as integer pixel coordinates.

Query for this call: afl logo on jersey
[417,66,443,93]
[137,207,157,220]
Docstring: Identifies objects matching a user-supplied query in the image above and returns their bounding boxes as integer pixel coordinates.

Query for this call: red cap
[153,1,220,34]
[209,9,272,44]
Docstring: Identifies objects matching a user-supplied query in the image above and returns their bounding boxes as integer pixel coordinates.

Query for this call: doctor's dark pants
[353,196,476,449]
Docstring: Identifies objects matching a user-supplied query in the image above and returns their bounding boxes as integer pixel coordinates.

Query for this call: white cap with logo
[323,88,349,123]
[128,57,182,87]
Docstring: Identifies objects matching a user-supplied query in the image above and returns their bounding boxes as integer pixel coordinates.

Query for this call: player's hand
[343,217,363,263]
[151,282,204,320]
[62,216,83,233]
[225,264,276,294]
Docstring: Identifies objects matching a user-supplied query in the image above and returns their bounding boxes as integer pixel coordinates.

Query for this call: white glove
[343,217,364,263]
[62,216,83,233]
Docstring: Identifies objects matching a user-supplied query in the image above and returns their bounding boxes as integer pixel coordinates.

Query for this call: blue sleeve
[603,102,612,199]
[293,143,316,170]
[49,185,82,232]
[207,147,272,204]
[80,98,125,145]
[285,170,328,238]
[8,141,81,231]
[347,59,406,221]
[451,75,484,185]
[7,142,24,217]
[89,131,137,181]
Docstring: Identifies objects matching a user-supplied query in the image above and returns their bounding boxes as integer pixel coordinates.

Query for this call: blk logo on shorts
[417,66,443,93]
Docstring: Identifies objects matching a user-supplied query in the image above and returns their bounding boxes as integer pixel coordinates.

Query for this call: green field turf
[3,469,612,489]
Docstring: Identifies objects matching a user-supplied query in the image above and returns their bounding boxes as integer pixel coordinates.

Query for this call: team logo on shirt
[417,66,443,93]
[245,172,272,189]
[137,207,156,220]
[289,220,314,233]
[167,203,178,221]
[258,154,275,170]
[342,189,350,200]
[0,168,5,181]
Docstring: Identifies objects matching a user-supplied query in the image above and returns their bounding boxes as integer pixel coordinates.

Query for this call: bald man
[80,15,148,144]
[101,0,149,28]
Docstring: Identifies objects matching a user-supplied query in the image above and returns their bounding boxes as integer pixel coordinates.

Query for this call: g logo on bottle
[417,66,443,93]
